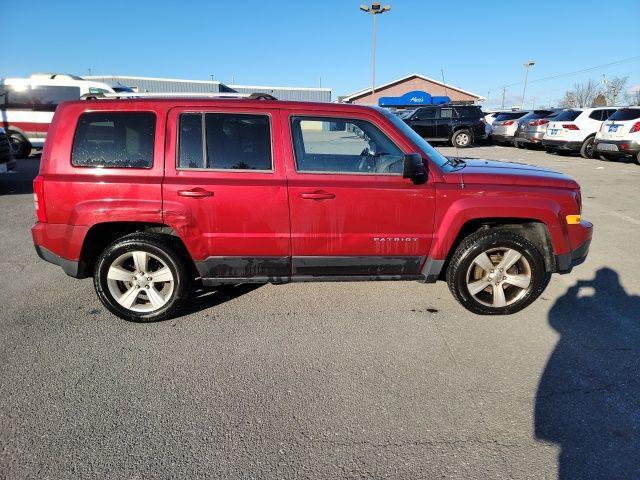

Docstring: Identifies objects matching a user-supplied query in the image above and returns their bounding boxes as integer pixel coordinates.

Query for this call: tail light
[630,122,640,133]
[33,175,47,222]
[503,120,514,126]
[563,124,579,130]
[529,119,549,126]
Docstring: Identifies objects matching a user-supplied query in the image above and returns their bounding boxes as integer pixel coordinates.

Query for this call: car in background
[400,104,487,147]
[514,109,563,148]
[491,111,530,145]
[484,111,507,125]
[542,107,617,158]
[0,73,115,158]
[594,107,640,164]
[0,127,16,174]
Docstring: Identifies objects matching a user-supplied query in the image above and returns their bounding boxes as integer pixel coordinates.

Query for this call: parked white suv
[542,107,617,158]
[594,107,640,164]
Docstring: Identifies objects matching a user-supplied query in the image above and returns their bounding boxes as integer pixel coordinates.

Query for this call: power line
[488,55,640,91]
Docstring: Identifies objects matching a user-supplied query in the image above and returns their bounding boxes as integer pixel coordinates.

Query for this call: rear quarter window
[71,112,156,168]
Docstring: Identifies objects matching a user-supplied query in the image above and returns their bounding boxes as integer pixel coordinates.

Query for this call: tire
[93,233,191,322]
[446,229,548,315]
[580,136,596,159]
[452,129,472,148]
[636,152,640,165]
[9,132,30,158]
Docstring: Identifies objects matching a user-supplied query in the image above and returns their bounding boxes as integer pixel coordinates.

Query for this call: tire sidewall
[94,238,186,322]
[9,133,29,158]
[449,232,546,315]
[580,136,595,159]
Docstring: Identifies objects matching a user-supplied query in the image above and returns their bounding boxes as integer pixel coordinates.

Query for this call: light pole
[360,2,391,98]
[521,61,535,109]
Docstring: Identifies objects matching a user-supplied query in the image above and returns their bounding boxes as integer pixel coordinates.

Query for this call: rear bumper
[594,139,640,156]
[555,220,593,273]
[542,139,582,151]
[492,134,514,143]
[34,244,80,277]
[32,222,88,278]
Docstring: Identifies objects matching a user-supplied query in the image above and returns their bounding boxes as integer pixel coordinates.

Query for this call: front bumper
[555,220,593,273]
[594,139,640,157]
[542,139,582,152]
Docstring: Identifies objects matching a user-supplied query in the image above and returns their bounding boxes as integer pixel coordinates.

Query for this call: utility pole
[501,86,507,109]
[87,68,92,77]
[360,3,391,98]
[521,61,535,109]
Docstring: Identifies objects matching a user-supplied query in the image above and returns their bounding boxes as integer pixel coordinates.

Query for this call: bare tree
[574,80,602,107]
[603,76,628,106]
[626,87,640,106]
[559,90,577,108]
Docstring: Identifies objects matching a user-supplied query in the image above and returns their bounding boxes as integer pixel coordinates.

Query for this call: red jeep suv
[31,96,592,322]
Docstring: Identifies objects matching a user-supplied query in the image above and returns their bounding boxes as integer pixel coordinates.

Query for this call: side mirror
[403,153,428,185]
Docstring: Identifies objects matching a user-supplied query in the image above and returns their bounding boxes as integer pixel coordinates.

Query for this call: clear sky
[2,0,639,107]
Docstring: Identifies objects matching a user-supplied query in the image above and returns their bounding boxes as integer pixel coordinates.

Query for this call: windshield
[379,107,450,168]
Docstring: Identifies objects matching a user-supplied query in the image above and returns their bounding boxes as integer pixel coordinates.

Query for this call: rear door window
[416,108,437,120]
[439,108,455,119]
[72,112,156,168]
[178,112,272,170]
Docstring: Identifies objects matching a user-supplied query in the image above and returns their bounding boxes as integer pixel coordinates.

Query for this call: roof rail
[80,91,278,101]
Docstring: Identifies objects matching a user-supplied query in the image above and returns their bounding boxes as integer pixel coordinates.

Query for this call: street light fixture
[521,61,535,109]
[360,2,391,97]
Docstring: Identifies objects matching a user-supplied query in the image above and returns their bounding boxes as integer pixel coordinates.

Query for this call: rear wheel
[447,229,548,315]
[9,132,30,158]
[580,136,596,159]
[452,129,472,148]
[94,233,191,322]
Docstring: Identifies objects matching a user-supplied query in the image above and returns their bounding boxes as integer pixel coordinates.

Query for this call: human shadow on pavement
[535,268,640,479]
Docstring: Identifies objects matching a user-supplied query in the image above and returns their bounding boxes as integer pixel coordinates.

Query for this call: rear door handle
[177,187,214,198]
[301,191,335,200]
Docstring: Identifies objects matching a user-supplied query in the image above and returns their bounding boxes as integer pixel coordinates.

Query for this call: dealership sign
[378,90,450,107]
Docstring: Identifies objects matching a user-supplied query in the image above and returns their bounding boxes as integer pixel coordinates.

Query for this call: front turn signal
[566,215,581,225]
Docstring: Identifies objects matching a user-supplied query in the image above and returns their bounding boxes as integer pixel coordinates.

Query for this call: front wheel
[94,233,191,322]
[452,129,472,148]
[446,230,548,315]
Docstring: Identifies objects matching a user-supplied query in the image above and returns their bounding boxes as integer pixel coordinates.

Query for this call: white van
[0,73,115,157]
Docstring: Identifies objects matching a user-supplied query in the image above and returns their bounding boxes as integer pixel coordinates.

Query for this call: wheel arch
[77,221,197,279]
[436,217,557,280]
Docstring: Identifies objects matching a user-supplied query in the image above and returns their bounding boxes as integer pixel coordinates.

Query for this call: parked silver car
[514,109,564,148]
[491,111,530,144]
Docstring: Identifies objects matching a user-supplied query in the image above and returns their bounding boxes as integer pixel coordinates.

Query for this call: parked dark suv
[399,105,487,147]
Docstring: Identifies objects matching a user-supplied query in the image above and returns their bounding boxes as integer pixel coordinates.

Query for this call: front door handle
[177,187,214,198]
[301,191,335,200]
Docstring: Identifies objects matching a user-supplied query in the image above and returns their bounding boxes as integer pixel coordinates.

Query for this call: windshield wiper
[444,156,466,169]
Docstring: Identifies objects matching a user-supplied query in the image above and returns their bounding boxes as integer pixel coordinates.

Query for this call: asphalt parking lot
[1,146,639,479]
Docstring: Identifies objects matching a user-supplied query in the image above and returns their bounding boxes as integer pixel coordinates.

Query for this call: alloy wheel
[465,247,532,308]
[106,250,175,312]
